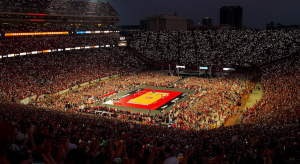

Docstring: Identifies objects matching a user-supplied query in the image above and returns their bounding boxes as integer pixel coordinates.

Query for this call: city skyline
[102,0,300,29]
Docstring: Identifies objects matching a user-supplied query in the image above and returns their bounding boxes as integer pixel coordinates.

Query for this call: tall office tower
[202,17,213,27]
[220,6,243,29]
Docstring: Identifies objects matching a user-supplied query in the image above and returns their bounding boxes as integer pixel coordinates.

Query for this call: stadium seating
[0,35,117,54]
[0,48,145,102]
[130,30,300,67]
[1,54,299,163]
[0,9,300,162]
[0,0,119,16]
[242,56,300,125]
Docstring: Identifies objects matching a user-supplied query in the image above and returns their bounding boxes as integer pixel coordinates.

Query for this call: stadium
[0,0,299,164]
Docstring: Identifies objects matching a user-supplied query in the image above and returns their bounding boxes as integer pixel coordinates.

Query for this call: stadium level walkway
[242,81,264,111]
[224,80,264,126]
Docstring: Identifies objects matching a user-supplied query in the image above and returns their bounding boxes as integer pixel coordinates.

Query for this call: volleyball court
[113,89,182,110]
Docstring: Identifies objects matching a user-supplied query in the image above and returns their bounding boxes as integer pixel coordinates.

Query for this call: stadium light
[5,32,69,37]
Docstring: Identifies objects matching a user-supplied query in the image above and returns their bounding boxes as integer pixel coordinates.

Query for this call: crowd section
[169,74,254,129]
[28,71,254,130]
[242,57,300,125]
[0,0,118,16]
[0,35,117,55]
[0,22,300,163]
[0,48,145,103]
[36,73,180,111]
[29,71,256,131]
[0,24,118,33]
[0,52,300,164]
[130,30,300,67]
[1,103,300,164]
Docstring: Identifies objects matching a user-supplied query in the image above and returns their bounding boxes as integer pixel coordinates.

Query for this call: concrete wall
[71,85,79,90]
[58,89,69,95]
[101,77,110,80]
[90,79,100,83]
[19,95,37,105]
[79,82,90,87]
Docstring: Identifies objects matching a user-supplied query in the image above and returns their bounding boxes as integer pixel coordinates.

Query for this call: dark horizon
[97,0,300,29]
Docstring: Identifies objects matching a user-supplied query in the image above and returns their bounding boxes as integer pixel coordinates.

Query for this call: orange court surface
[112,89,183,110]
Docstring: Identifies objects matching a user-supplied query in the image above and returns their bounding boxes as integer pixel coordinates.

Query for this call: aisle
[224,80,264,126]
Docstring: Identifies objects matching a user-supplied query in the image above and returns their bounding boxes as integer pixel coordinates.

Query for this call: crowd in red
[1,56,300,163]
[0,28,300,164]
[0,48,145,103]
[170,74,254,130]
[35,72,179,111]
[1,101,299,164]
[242,56,300,125]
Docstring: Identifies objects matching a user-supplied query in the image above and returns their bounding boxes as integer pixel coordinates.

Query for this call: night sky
[101,0,300,29]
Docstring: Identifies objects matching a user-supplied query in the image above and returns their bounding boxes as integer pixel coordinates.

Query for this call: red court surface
[114,89,182,110]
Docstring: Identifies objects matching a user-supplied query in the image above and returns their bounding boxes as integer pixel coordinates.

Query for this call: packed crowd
[0,35,117,55]
[1,55,300,164]
[36,72,180,110]
[25,70,257,131]
[242,57,300,125]
[0,21,300,163]
[130,30,300,67]
[0,0,118,16]
[0,48,145,103]
[1,102,300,164]
[169,73,255,130]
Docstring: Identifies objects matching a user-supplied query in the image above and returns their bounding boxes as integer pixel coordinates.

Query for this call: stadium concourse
[0,5,300,163]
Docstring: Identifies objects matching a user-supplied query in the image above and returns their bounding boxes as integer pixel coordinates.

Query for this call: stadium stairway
[224,78,264,126]
[166,76,188,88]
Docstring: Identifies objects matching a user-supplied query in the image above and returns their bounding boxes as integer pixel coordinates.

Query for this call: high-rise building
[187,19,195,30]
[140,13,187,31]
[220,6,243,29]
[202,17,213,27]
[140,20,147,31]
[266,22,275,30]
